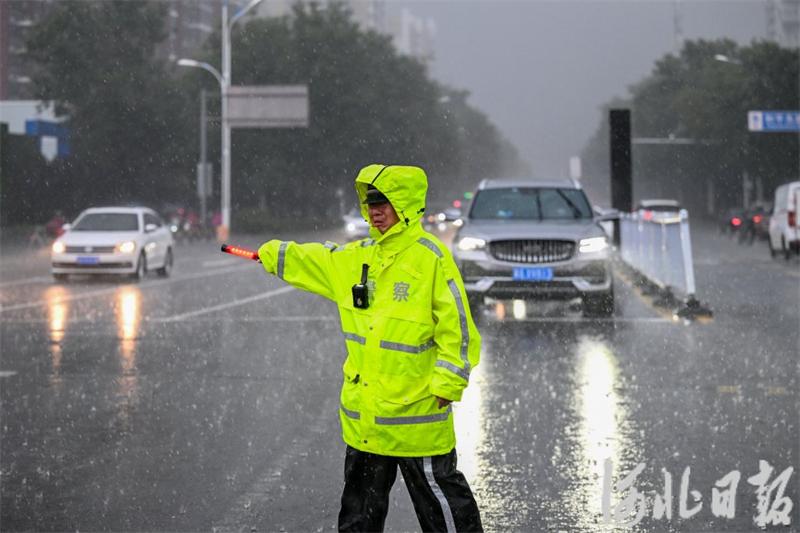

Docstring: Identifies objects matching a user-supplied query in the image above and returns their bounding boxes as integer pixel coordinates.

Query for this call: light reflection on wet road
[1,227,797,531]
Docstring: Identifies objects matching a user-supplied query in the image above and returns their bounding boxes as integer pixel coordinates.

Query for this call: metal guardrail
[619,209,711,318]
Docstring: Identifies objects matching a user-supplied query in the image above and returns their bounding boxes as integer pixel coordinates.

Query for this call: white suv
[51,206,174,281]
[453,179,614,317]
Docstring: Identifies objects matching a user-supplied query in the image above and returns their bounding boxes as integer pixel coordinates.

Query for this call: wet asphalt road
[1,224,798,532]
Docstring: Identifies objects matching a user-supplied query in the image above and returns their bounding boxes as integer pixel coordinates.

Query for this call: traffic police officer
[258,164,482,532]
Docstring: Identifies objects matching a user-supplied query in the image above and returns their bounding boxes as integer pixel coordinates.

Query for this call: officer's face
[368,201,400,234]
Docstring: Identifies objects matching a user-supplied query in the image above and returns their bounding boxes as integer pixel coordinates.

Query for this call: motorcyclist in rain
[257,164,483,532]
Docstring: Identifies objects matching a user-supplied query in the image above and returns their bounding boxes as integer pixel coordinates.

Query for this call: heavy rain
[0,1,798,532]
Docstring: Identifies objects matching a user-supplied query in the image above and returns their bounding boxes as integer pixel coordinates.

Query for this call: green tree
[25,1,195,209]
[20,1,523,229]
[581,39,799,214]
[185,3,524,226]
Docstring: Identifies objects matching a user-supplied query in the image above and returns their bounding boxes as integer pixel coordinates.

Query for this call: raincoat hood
[355,165,428,231]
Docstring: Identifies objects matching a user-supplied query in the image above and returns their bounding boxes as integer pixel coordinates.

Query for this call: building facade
[0,1,219,101]
[767,0,800,48]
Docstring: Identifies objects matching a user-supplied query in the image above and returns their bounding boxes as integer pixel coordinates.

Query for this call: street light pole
[220,0,263,240]
[200,88,208,229]
[179,0,262,242]
[221,0,231,240]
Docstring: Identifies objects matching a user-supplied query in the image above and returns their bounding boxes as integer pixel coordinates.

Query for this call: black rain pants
[338,445,483,533]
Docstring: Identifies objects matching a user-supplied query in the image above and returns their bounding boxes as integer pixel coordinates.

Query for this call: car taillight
[753,215,763,224]
[643,210,654,221]
[731,217,742,227]
[789,211,796,228]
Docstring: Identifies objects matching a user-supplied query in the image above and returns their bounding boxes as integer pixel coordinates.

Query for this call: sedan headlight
[346,222,357,233]
[117,241,136,254]
[52,241,66,254]
[457,237,486,251]
[579,236,608,253]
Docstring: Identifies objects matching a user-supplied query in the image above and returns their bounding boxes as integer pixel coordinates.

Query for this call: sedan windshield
[72,213,140,232]
[470,187,593,220]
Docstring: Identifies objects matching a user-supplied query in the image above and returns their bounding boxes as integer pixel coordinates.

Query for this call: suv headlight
[117,241,136,254]
[579,237,608,254]
[52,241,66,254]
[457,237,486,251]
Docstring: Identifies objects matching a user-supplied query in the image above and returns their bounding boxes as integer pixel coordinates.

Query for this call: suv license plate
[513,267,553,281]
[77,256,100,265]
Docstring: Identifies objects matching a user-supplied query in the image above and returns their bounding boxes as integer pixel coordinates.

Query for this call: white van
[769,181,800,259]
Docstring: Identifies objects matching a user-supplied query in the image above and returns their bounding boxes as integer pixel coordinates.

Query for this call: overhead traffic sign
[748,111,800,132]
[227,85,309,128]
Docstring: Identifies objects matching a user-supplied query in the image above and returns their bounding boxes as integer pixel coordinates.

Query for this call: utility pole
[220,0,231,241]
[199,88,208,228]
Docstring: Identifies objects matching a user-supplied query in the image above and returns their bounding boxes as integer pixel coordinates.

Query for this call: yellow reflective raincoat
[258,164,480,457]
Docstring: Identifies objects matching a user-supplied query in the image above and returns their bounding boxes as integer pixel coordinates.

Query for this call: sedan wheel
[131,253,146,281]
[157,248,173,278]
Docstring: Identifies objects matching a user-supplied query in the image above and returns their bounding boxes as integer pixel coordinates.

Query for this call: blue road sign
[748,111,800,132]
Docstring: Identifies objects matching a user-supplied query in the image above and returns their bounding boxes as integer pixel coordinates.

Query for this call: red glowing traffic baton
[221,244,261,262]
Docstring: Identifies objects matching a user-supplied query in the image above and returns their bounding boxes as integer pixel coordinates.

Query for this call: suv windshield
[72,213,140,232]
[470,187,593,220]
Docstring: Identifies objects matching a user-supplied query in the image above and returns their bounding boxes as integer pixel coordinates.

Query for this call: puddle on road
[567,335,643,531]
[114,286,141,428]
[45,285,68,387]
[453,324,646,531]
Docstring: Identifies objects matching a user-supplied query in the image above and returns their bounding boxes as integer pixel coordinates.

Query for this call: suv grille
[65,245,116,254]
[489,239,575,264]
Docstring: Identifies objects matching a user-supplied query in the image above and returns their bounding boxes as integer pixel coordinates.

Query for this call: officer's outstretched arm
[429,260,481,403]
[258,240,339,301]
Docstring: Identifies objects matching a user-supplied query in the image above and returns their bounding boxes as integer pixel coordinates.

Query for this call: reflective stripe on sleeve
[379,338,435,354]
[435,360,469,381]
[417,237,443,258]
[340,405,360,420]
[424,456,457,533]
[277,241,288,280]
[374,406,452,425]
[343,332,366,345]
[324,241,338,251]
[446,279,471,376]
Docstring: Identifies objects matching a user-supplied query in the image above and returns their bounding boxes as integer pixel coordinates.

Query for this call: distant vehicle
[768,181,800,259]
[440,207,462,222]
[738,203,771,244]
[453,179,614,318]
[51,206,174,281]
[343,207,370,239]
[636,199,682,221]
[719,207,746,235]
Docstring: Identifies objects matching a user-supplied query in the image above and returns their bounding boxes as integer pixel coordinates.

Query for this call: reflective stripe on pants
[338,446,483,533]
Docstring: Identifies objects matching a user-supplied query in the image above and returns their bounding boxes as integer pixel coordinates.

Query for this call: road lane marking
[201,258,240,268]
[0,371,18,378]
[766,386,790,396]
[0,276,52,288]
[491,316,673,323]
[152,315,336,323]
[1,315,335,325]
[153,286,295,322]
[0,263,256,314]
[717,385,740,394]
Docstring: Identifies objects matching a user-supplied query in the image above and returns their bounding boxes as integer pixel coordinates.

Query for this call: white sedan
[51,207,174,281]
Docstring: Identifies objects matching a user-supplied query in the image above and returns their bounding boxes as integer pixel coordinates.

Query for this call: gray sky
[389,0,768,178]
